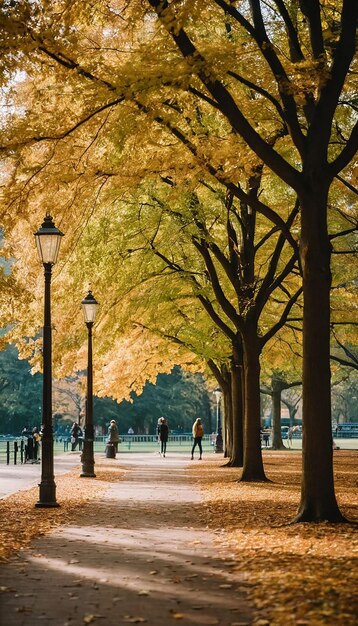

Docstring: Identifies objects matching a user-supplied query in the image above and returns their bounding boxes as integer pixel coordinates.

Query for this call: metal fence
[1,429,357,464]
[0,434,215,463]
[0,439,25,465]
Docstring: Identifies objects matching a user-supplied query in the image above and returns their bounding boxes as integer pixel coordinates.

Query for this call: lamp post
[213,388,223,453]
[34,214,64,507]
[80,290,99,477]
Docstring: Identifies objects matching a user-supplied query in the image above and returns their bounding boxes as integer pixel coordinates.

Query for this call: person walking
[287,426,293,448]
[70,422,83,451]
[127,426,134,450]
[32,426,42,463]
[191,418,204,460]
[22,426,34,462]
[108,419,120,452]
[158,417,169,457]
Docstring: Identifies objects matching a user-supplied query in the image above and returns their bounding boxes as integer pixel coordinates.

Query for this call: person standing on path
[70,421,83,451]
[127,426,134,450]
[158,417,169,457]
[108,419,120,452]
[191,417,204,460]
[32,426,42,463]
[287,426,293,448]
[262,428,270,448]
[22,425,34,462]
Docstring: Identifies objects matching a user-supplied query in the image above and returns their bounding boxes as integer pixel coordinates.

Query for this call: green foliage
[0,344,42,434]
[94,366,213,435]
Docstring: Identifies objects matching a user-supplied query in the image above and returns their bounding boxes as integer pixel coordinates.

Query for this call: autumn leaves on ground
[1,453,357,626]
[195,451,358,626]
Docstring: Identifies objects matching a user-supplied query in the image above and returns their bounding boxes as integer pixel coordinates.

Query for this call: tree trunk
[289,406,298,428]
[228,347,244,466]
[294,182,345,522]
[271,388,285,449]
[271,386,286,450]
[218,363,232,459]
[223,387,232,458]
[241,322,267,481]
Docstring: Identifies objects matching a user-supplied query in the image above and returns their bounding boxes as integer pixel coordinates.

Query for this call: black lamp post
[80,290,99,478]
[214,388,223,453]
[34,214,64,507]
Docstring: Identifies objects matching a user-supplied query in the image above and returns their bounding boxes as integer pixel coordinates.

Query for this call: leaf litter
[0,451,356,625]
[0,460,124,562]
[190,450,358,626]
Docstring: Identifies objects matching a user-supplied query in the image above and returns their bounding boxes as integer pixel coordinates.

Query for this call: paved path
[0,453,253,626]
[0,453,83,499]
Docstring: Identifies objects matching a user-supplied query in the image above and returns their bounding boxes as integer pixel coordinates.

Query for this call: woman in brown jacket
[191,418,204,460]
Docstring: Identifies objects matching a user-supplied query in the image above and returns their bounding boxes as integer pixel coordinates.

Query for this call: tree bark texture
[294,182,345,521]
[271,382,286,450]
[223,387,232,459]
[241,322,267,481]
[229,350,244,467]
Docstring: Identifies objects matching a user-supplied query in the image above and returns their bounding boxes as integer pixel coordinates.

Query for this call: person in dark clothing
[262,429,270,447]
[156,418,162,444]
[22,426,34,462]
[108,419,120,452]
[70,422,83,451]
[158,417,169,457]
[32,426,42,462]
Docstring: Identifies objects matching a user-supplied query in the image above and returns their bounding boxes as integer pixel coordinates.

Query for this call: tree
[53,374,85,426]
[70,176,302,476]
[0,0,357,519]
[97,366,213,435]
[281,390,302,429]
[331,374,358,424]
[261,370,301,450]
[0,344,42,433]
[145,0,357,520]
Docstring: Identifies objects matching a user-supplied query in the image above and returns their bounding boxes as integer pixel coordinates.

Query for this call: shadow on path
[0,453,253,626]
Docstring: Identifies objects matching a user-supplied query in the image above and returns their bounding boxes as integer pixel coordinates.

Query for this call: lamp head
[82,290,99,324]
[34,214,64,265]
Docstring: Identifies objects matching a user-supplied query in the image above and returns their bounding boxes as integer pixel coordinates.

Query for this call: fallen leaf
[83,615,104,624]
[15,606,33,613]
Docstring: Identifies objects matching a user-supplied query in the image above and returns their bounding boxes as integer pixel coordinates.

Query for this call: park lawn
[192,450,358,626]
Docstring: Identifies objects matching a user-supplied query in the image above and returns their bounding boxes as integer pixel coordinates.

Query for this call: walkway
[0,453,83,499]
[0,453,253,625]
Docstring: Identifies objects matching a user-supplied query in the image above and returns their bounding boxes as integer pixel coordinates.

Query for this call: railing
[1,429,357,463]
[335,428,358,438]
[0,439,25,465]
[96,434,212,443]
[93,434,214,452]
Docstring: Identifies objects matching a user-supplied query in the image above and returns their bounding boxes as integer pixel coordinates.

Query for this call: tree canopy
[0,0,357,521]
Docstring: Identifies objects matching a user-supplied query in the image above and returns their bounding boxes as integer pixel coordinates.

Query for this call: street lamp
[80,290,99,477]
[34,214,64,507]
[213,388,223,453]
